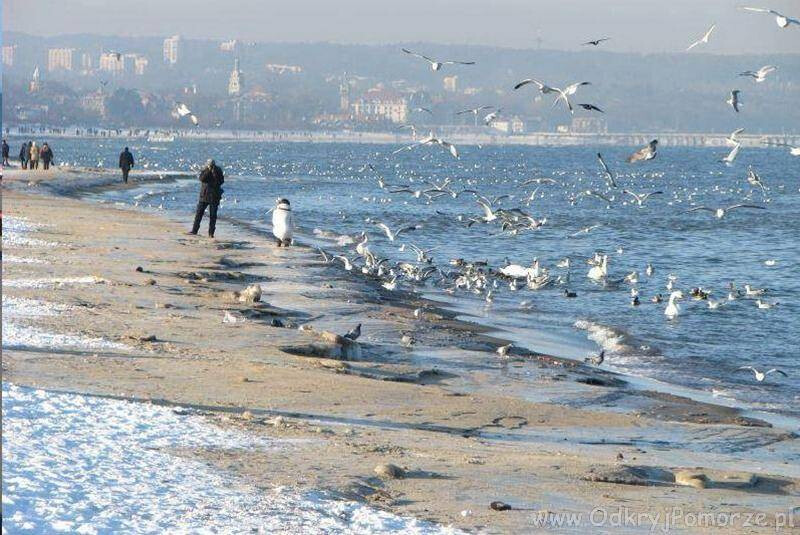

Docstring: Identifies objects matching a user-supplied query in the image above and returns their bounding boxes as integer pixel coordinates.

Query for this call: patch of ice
[2,384,458,534]
[3,276,106,289]
[2,255,48,264]
[2,215,45,233]
[2,296,73,318]
[2,234,57,248]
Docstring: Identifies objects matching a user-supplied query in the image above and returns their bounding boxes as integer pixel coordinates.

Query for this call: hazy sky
[5,0,800,54]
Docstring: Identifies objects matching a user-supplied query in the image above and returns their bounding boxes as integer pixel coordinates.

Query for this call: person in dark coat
[40,143,54,170]
[190,159,224,238]
[119,147,134,183]
[19,141,29,169]
[2,140,9,166]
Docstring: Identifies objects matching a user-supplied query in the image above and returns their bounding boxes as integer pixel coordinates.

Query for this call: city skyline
[4,0,800,55]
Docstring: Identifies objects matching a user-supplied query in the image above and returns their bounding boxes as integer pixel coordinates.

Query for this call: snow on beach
[2,384,458,534]
[3,276,107,288]
[2,215,58,248]
[2,295,129,352]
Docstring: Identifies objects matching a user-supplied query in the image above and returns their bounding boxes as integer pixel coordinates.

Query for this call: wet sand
[3,167,799,533]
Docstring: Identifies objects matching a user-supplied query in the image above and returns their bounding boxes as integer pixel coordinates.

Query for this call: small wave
[573,319,659,360]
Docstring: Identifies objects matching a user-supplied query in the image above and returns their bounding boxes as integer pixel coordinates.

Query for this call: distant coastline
[6,124,800,147]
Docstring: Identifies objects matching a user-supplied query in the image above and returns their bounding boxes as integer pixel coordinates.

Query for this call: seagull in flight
[401,48,476,71]
[174,102,199,126]
[483,108,502,125]
[627,140,658,163]
[746,166,767,193]
[596,153,617,188]
[686,24,716,51]
[582,38,611,46]
[727,90,742,112]
[552,82,592,114]
[738,366,788,382]
[456,105,493,116]
[412,106,433,115]
[393,132,459,159]
[374,221,420,242]
[726,127,745,146]
[739,65,777,82]
[623,189,663,206]
[719,143,741,164]
[578,103,604,113]
[685,204,766,219]
[739,7,799,28]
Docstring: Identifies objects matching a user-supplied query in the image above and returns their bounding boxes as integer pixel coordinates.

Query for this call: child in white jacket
[272,198,294,246]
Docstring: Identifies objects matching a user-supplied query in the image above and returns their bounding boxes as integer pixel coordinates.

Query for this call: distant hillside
[4,32,799,133]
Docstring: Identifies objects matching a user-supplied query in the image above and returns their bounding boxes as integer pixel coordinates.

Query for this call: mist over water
[27,136,799,417]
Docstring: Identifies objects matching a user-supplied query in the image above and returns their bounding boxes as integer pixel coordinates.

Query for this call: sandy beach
[3,167,799,533]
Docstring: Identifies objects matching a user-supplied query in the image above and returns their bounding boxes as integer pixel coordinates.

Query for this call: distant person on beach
[2,140,9,166]
[40,143,54,170]
[119,147,134,183]
[19,141,29,169]
[29,142,40,170]
[190,159,224,238]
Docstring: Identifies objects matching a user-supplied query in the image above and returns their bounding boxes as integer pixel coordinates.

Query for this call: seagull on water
[686,23,716,51]
[496,343,513,357]
[739,7,799,28]
[402,48,476,71]
[584,350,605,365]
[764,141,800,156]
[685,204,766,218]
[739,65,777,83]
[738,366,788,382]
[727,90,742,112]
[627,140,658,163]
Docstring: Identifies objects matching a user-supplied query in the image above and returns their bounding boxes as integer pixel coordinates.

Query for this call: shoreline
[69,165,800,428]
[3,167,799,532]
[6,127,800,148]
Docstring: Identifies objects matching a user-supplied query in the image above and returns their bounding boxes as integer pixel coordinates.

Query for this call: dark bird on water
[344,323,362,340]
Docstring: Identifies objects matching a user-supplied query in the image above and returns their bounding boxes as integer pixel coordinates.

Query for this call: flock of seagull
[310,7,800,384]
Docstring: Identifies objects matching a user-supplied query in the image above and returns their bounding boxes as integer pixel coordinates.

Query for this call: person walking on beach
[2,140,9,166]
[40,143,53,170]
[190,159,224,238]
[119,147,134,183]
[29,142,40,170]
[19,141,29,169]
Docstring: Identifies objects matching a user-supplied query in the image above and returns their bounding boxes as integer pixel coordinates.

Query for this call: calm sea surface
[11,136,799,417]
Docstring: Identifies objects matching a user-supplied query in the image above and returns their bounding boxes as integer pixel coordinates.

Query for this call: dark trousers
[30,159,39,169]
[191,201,218,237]
[2,156,8,166]
[121,166,130,183]
[21,159,27,169]
[43,159,51,170]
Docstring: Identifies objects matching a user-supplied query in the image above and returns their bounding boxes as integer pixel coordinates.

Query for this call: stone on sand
[674,470,710,489]
[374,463,405,480]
